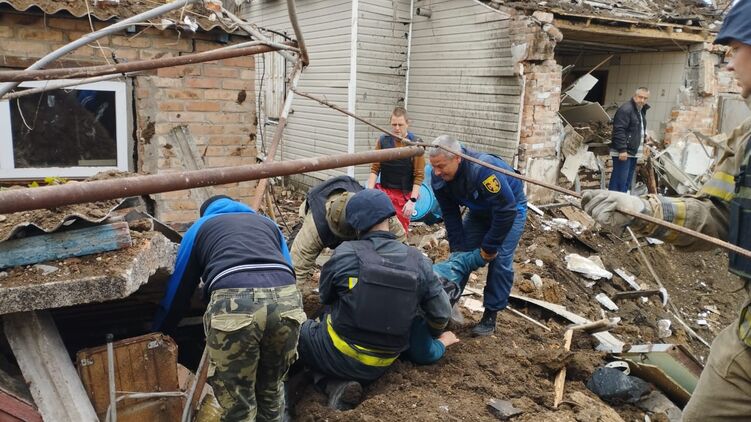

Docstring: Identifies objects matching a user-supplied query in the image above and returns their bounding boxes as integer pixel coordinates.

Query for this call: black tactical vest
[729,138,751,280]
[305,176,363,248]
[330,240,421,353]
[379,134,419,192]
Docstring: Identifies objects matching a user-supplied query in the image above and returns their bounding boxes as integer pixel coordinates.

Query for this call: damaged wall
[512,11,563,204]
[558,51,689,139]
[0,12,257,229]
[663,43,740,146]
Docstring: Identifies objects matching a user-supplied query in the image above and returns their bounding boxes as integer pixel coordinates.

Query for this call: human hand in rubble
[618,151,628,161]
[479,248,497,262]
[438,331,460,347]
[581,189,647,231]
[402,200,415,219]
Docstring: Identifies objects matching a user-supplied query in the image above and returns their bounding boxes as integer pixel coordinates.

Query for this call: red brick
[17,27,63,42]
[3,40,49,56]
[164,88,203,100]
[46,17,82,31]
[221,56,255,68]
[159,101,184,112]
[186,77,222,89]
[208,135,246,145]
[111,35,152,48]
[206,156,246,167]
[222,79,252,90]
[205,89,240,101]
[186,101,221,112]
[203,65,240,79]
[157,65,201,78]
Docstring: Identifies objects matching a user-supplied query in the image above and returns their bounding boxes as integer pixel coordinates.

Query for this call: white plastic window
[0,80,129,179]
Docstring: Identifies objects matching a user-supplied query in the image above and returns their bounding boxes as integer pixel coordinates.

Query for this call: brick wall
[508,11,562,203]
[663,43,740,146]
[0,12,257,228]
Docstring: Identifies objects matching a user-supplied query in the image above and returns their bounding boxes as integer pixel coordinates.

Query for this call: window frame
[0,79,130,180]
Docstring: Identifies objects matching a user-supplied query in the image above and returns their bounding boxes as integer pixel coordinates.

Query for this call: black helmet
[715,1,751,46]
[345,189,396,233]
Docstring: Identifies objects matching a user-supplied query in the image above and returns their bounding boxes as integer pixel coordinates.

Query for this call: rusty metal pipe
[0,147,424,214]
[286,0,309,66]
[0,42,296,82]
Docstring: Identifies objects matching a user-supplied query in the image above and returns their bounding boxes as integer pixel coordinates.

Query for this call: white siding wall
[406,0,522,161]
[242,0,353,181]
[353,0,411,181]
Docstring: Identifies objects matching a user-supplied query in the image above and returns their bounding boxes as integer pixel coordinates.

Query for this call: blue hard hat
[715,0,751,46]
[346,189,396,233]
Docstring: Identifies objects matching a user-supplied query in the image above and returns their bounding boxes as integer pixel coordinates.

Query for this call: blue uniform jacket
[431,147,526,253]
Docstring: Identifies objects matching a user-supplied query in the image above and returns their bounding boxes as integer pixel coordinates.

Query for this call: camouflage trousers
[204,285,306,422]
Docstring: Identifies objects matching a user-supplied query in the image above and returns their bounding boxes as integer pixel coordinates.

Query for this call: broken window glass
[9,88,118,168]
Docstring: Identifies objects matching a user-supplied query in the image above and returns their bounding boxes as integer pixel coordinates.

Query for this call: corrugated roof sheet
[0,0,237,33]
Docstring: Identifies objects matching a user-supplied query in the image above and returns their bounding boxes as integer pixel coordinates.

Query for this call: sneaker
[471,310,497,337]
[325,379,363,410]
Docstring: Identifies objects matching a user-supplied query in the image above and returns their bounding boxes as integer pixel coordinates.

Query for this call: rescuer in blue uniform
[428,135,527,336]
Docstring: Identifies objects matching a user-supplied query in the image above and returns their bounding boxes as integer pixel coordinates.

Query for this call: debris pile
[290,203,743,421]
[483,0,723,27]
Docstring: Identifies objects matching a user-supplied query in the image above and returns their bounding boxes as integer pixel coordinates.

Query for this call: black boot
[471,310,497,337]
[325,379,363,410]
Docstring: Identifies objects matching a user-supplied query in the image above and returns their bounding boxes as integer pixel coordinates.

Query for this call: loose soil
[291,204,743,422]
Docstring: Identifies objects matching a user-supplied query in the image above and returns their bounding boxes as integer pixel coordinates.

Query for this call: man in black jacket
[296,189,451,410]
[609,87,650,192]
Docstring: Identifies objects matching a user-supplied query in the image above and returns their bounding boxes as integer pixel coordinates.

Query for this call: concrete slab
[0,232,177,315]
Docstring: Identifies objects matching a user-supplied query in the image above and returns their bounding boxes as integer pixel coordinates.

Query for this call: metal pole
[626,227,711,348]
[222,8,297,63]
[286,0,309,66]
[251,60,303,209]
[0,43,295,82]
[0,147,424,214]
[106,333,117,422]
[291,89,751,261]
[0,0,201,96]
[180,347,208,422]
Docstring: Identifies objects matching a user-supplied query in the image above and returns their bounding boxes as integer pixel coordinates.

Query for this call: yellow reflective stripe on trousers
[700,171,737,202]
[326,316,398,367]
[664,200,688,243]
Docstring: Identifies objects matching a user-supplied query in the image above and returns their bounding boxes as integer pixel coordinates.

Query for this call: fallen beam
[3,311,98,421]
[0,222,132,270]
[0,146,424,214]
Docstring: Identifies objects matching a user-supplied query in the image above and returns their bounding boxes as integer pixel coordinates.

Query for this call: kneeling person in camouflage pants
[154,196,306,421]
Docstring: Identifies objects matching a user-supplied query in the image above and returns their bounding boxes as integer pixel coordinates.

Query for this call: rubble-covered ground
[276,186,742,422]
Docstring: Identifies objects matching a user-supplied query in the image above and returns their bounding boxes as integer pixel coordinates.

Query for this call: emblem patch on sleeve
[482,175,501,193]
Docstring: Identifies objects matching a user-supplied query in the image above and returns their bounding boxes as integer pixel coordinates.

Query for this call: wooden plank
[76,333,182,422]
[169,126,214,206]
[0,367,42,422]
[3,311,98,422]
[0,390,42,422]
[553,18,708,43]
[0,222,132,269]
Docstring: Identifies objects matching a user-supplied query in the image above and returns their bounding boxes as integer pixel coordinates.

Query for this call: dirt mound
[291,206,743,421]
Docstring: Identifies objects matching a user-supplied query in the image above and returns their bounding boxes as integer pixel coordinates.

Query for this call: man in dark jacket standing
[296,189,451,410]
[609,87,650,192]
